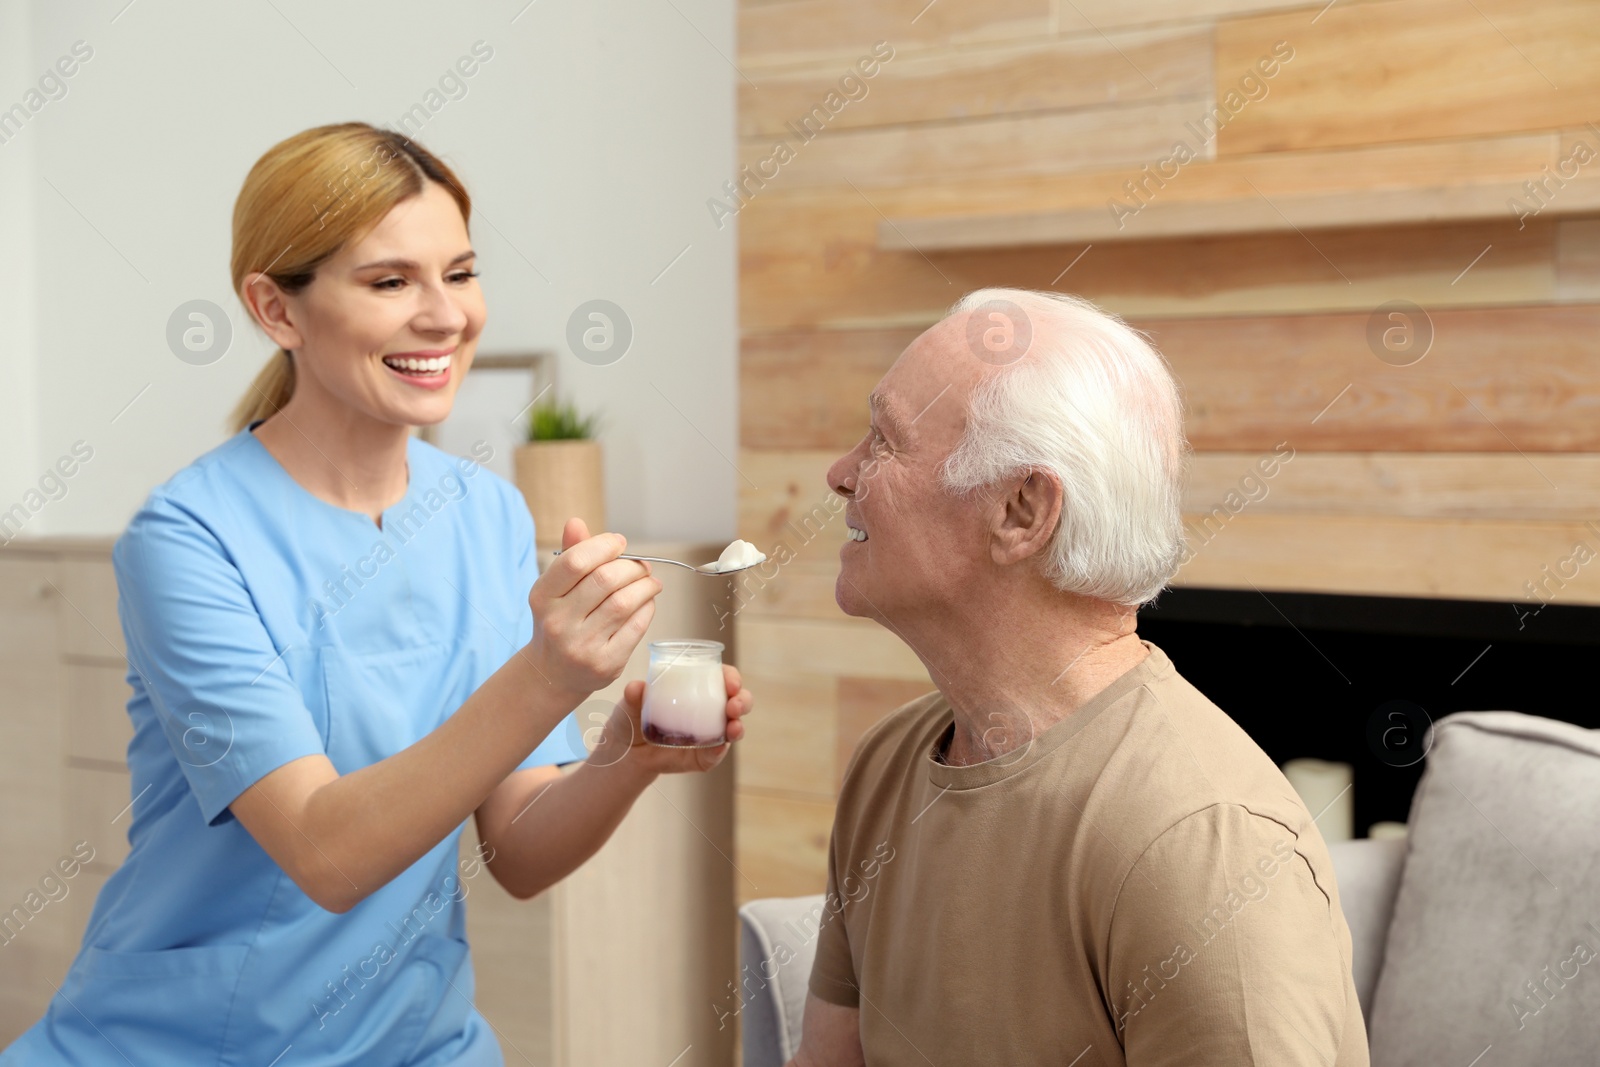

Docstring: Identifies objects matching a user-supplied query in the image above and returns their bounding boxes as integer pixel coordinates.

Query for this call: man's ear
[989,468,1063,567]
[240,272,304,353]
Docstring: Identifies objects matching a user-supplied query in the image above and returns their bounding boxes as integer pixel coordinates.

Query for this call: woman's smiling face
[281,180,486,428]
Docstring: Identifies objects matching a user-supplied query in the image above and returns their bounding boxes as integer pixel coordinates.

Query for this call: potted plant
[513,396,606,548]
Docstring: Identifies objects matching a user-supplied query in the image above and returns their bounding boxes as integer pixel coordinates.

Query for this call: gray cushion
[739,895,826,1067]
[1367,711,1600,1067]
[1327,836,1407,1018]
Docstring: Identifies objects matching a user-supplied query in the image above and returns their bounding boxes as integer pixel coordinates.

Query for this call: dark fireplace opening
[1137,587,1600,836]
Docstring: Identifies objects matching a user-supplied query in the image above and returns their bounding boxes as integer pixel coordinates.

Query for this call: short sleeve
[504,487,588,770]
[1106,804,1355,1065]
[114,496,328,826]
[806,813,861,1007]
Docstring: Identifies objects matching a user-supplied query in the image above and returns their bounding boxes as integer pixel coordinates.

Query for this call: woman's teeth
[847,526,868,542]
[383,354,451,375]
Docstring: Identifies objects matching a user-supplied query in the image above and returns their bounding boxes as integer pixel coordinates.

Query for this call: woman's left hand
[593,664,753,776]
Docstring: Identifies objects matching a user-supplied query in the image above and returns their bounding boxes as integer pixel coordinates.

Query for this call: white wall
[4,0,737,543]
[0,0,40,510]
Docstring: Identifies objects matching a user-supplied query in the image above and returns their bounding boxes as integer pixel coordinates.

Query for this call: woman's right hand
[525,517,662,696]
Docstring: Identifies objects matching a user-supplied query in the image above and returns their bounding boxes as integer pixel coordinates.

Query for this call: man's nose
[826,445,861,498]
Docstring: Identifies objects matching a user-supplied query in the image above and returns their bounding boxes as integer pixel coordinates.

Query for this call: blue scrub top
[3,424,587,1067]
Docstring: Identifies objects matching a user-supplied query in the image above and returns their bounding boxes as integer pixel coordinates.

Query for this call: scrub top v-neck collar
[243,419,418,534]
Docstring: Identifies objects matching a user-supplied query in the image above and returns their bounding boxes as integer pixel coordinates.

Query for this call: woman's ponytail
[227,349,295,434]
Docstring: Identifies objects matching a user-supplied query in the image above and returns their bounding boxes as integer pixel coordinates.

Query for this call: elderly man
[787,289,1367,1066]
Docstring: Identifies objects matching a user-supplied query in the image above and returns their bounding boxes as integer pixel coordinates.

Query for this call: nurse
[2,122,753,1066]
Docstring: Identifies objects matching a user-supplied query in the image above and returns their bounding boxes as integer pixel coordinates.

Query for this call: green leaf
[526,395,600,441]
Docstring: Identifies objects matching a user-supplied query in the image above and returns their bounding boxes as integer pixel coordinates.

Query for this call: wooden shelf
[877,132,1600,251]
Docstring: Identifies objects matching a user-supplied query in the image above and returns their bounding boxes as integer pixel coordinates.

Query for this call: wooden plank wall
[732,0,1600,902]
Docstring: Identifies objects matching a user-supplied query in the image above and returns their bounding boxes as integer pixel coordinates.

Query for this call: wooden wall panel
[740,96,1212,189]
[1186,453,1600,520]
[879,133,1573,250]
[736,791,835,901]
[735,671,839,798]
[742,305,1600,453]
[1215,0,1600,154]
[741,329,912,450]
[740,617,927,681]
[736,450,847,562]
[735,563,852,629]
[738,0,1049,68]
[1557,219,1600,301]
[739,198,1558,331]
[1177,513,1600,605]
[881,133,1557,235]
[1147,304,1600,451]
[739,28,1212,137]
[739,132,1563,256]
[1058,0,1339,32]
[728,561,848,623]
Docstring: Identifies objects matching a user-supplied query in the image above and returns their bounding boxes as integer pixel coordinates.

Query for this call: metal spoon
[549,548,766,576]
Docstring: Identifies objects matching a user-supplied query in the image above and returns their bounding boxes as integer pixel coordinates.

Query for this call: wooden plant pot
[513,440,607,547]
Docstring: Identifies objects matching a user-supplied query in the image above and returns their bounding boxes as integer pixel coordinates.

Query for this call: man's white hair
[940,288,1188,607]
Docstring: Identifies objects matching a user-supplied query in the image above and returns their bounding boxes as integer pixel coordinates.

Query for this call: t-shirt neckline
[925,641,1171,790]
[243,419,416,531]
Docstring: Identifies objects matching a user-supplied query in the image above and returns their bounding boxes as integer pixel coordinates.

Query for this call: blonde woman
[2,123,752,1066]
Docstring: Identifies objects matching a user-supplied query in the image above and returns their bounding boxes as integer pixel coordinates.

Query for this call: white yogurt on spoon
[710,538,766,573]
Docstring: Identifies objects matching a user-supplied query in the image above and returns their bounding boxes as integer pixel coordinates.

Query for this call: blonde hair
[227,123,472,433]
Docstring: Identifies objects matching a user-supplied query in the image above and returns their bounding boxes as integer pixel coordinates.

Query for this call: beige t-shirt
[808,641,1369,1066]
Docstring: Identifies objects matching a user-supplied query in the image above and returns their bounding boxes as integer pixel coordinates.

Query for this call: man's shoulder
[1099,651,1312,848]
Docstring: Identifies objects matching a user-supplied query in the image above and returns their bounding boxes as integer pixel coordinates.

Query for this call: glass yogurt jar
[641,640,727,748]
